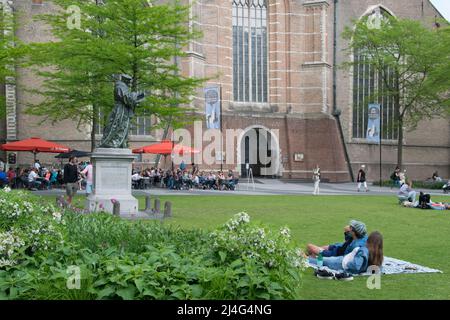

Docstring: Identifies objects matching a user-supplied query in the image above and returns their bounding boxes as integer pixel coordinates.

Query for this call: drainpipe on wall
[332,0,354,182]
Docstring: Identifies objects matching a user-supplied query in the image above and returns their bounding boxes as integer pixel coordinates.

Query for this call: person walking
[313,164,321,195]
[357,165,369,192]
[63,157,79,205]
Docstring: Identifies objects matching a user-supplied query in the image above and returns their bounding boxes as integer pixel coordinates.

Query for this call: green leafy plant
[0,190,306,300]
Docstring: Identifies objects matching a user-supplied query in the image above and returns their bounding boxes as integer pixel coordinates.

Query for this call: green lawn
[70,194,450,299]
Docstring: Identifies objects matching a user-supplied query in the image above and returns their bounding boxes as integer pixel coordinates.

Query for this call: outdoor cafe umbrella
[132,140,200,155]
[0,137,71,162]
[55,149,91,159]
[132,140,200,170]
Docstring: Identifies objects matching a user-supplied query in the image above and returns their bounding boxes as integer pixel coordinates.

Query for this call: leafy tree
[25,0,204,150]
[343,16,450,167]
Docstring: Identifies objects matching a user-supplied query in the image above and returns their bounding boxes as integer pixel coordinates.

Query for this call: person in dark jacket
[307,220,368,258]
[64,157,79,204]
[357,165,369,192]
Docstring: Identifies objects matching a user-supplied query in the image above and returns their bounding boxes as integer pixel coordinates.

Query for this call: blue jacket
[332,235,368,256]
[344,246,369,274]
[0,172,8,183]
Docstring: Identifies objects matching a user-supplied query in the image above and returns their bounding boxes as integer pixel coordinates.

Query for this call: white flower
[3,186,11,193]
[0,257,16,267]
[52,211,62,222]
[280,227,291,238]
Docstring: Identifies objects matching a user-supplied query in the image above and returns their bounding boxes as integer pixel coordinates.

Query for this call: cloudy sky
[430,0,450,21]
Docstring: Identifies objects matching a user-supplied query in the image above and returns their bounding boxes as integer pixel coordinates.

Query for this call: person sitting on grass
[398,180,416,204]
[306,220,368,258]
[310,231,384,280]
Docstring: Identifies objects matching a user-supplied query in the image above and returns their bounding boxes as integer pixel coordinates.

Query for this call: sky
[430,0,450,22]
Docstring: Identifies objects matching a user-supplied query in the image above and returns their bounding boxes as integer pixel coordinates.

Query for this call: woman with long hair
[367,231,384,268]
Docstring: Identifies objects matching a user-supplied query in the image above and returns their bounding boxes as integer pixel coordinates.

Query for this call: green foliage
[410,180,446,190]
[342,16,450,126]
[0,191,306,300]
[342,16,450,166]
[24,0,205,136]
[0,188,65,268]
[372,180,446,190]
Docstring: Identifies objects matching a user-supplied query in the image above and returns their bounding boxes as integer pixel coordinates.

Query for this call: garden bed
[0,188,306,300]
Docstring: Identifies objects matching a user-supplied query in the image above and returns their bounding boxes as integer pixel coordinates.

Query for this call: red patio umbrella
[132,140,200,170]
[132,140,200,155]
[0,137,71,162]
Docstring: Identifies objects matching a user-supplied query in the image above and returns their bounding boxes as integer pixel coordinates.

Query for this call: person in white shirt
[28,168,41,189]
[131,171,142,189]
[312,164,321,195]
[34,160,41,172]
[398,180,416,203]
[81,163,94,194]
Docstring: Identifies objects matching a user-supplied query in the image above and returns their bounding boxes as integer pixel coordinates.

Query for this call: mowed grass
[66,194,450,299]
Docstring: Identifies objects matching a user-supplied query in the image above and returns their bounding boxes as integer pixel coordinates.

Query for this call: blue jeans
[309,256,344,272]
[398,190,416,203]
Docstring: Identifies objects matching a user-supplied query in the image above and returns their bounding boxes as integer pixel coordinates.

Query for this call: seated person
[309,231,383,276]
[191,174,200,188]
[50,169,58,187]
[131,171,143,188]
[28,168,42,189]
[42,169,52,189]
[398,180,416,203]
[0,168,8,187]
[217,171,226,190]
[6,167,16,187]
[225,170,236,190]
[432,171,442,182]
[57,170,64,186]
[198,172,206,187]
[307,220,368,258]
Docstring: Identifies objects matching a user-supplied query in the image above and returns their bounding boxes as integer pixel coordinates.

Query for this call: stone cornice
[185,51,206,61]
[302,61,332,68]
[302,0,330,8]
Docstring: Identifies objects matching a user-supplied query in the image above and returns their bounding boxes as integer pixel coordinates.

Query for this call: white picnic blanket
[309,256,442,276]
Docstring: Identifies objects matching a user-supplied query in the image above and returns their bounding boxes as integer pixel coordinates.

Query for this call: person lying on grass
[306,220,368,258]
[309,231,384,275]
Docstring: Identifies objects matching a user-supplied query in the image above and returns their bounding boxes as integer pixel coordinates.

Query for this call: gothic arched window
[352,7,398,140]
[232,0,268,103]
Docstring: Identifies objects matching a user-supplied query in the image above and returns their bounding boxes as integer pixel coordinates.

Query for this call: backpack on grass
[418,192,431,209]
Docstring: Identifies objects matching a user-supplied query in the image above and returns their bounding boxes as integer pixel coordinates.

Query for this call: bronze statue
[99,74,146,148]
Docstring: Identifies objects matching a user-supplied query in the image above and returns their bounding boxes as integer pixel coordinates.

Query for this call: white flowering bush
[0,188,65,268]
[210,212,308,269]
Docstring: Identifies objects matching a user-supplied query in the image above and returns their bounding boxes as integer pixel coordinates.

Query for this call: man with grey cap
[307,220,368,258]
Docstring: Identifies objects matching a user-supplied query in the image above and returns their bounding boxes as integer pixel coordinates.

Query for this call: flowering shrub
[210,212,307,270]
[0,188,65,267]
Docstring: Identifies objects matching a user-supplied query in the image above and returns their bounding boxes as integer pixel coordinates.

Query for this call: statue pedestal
[86,148,138,216]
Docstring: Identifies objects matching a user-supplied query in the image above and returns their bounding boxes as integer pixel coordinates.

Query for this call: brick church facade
[1,0,449,182]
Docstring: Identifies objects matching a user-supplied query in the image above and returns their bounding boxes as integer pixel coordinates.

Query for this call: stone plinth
[86,148,138,216]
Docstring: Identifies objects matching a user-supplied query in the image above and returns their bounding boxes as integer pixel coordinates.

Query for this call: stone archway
[236,125,280,178]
